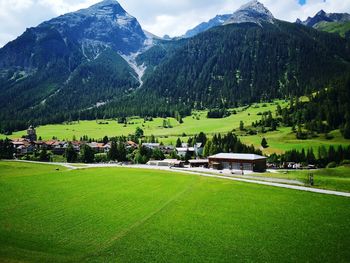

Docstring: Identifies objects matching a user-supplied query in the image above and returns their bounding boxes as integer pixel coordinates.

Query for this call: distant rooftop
[209,153,266,160]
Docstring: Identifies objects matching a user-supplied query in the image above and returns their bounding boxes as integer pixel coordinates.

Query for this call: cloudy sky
[0,0,350,47]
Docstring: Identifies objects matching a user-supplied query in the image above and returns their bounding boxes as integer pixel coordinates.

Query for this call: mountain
[297,10,350,28]
[183,0,274,38]
[184,14,232,38]
[122,21,350,118]
[1,0,350,133]
[224,0,275,26]
[0,0,151,132]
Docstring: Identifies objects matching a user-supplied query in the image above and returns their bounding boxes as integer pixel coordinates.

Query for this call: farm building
[208,153,267,172]
[188,159,209,168]
[147,159,185,168]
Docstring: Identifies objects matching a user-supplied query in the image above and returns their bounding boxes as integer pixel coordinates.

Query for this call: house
[103,143,111,153]
[188,159,209,168]
[12,139,32,155]
[87,142,105,153]
[194,143,203,156]
[176,147,195,158]
[181,143,189,148]
[126,141,138,149]
[33,141,45,150]
[208,153,267,172]
[176,143,203,158]
[161,145,175,154]
[71,141,82,152]
[17,144,35,155]
[11,138,29,147]
[142,143,160,150]
[44,140,59,150]
[52,142,68,155]
[147,159,185,168]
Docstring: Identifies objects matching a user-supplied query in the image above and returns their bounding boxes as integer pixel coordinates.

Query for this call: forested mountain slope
[100,21,350,118]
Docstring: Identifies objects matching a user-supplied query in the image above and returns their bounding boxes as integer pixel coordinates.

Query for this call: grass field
[240,128,350,154]
[257,166,350,193]
[0,102,285,141]
[1,161,350,262]
[2,100,349,154]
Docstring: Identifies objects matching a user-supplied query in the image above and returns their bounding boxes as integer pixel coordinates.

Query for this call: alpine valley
[0,0,350,135]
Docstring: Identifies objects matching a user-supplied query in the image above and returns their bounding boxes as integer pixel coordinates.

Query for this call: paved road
[10,160,350,198]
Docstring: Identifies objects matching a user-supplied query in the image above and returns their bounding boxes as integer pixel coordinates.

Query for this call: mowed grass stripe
[1,162,350,262]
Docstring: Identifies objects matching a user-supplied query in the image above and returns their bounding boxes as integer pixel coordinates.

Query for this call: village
[8,126,270,173]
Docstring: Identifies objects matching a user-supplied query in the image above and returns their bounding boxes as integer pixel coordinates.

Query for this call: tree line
[268,145,350,168]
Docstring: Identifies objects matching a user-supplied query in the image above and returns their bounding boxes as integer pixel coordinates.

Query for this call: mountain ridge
[297,9,350,28]
[1,1,350,133]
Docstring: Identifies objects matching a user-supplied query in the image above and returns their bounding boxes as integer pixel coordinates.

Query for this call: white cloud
[0,0,350,47]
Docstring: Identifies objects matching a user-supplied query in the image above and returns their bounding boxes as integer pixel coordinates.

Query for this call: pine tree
[176,138,182,147]
[80,144,95,163]
[39,148,50,162]
[306,148,316,165]
[261,138,268,148]
[343,119,350,139]
[203,140,212,157]
[117,142,127,162]
[135,127,144,138]
[65,143,78,163]
[239,121,245,131]
[108,141,118,161]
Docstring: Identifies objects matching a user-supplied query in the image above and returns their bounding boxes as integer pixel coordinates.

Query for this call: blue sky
[0,0,349,47]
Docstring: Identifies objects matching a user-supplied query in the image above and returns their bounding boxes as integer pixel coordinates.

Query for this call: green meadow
[1,102,285,141]
[258,165,350,193]
[0,161,350,262]
[2,99,349,154]
[240,128,350,154]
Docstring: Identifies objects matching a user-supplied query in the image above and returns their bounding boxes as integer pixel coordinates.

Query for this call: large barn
[208,153,267,172]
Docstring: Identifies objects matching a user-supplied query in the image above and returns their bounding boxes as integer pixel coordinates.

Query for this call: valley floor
[1,161,350,262]
[2,101,349,155]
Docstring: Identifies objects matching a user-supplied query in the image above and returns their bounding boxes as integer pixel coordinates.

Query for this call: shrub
[340,160,350,165]
[95,153,108,163]
[326,162,337,169]
[324,133,334,140]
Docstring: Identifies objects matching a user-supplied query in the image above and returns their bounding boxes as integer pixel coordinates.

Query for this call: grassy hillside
[0,101,286,140]
[240,128,349,154]
[316,21,350,38]
[2,99,349,154]
[0,161,350,262]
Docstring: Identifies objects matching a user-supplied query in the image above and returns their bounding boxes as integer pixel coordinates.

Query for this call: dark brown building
[208,153,267,172]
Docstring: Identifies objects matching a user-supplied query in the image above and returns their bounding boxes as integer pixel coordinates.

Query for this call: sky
[0,0,350,47]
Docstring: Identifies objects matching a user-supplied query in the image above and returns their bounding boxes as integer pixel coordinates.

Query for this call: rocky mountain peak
[316,10,326,16]
[224,0,275,26]
[36,0,146,55]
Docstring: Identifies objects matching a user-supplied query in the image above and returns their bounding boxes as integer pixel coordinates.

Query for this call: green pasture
[0,102,287,141]
[240,128,350,154]
[1,99,349,154]
[0,161,349,262]
[259,165,350,193]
